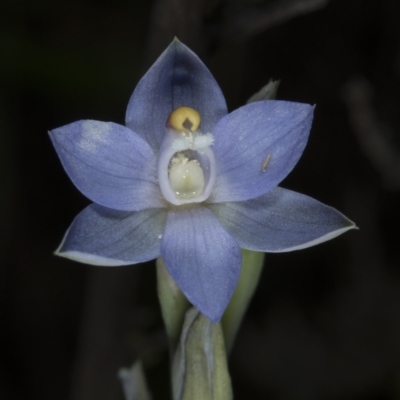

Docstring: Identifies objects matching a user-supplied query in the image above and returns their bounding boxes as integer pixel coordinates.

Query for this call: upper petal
[209,187,356,252]
[126,39,228,152]
[161,207,241,322]
[49,120,165,211]
[56,204,167,265]
[209,100,314,203]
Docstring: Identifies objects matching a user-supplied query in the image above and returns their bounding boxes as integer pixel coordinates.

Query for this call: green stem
[172,308,233,400]
[156,257,190,352]
[222,249,265,353]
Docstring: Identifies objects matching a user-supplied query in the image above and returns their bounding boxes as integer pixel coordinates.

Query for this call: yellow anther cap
[167,106,201,132]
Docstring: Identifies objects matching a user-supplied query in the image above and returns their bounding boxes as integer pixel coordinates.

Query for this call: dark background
[1,0,400,399]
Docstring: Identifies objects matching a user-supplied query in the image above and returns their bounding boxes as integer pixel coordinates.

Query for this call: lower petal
[161,207,241,322]
[56,204,167,265]
[209,187,356,252]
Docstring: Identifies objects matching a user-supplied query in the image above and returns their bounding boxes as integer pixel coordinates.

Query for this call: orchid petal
[209,101,314,203]
[56,204,166,265]
[49,120,165,211]
[126,39,227,152]
[209,187,356,252]
[161,207,241,322]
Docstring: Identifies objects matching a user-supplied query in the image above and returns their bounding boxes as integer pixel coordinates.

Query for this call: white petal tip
[54,249,133,267]
[273,222,357,253]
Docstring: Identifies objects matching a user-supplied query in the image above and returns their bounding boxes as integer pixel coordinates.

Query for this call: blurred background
[1,0,400,399]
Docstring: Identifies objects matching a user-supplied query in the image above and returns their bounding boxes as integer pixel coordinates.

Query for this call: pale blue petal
[56,204,167,265]
[209,101,314,203]
[209,187,356,252]
[126,39,227,152]
[49,120,165,211]
[161,207,241,322]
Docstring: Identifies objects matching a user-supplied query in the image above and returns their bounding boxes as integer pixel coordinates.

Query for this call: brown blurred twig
[342,77,400,190]
[216,0,330,43]
[146,0,208,62]
[70,268,142,400]
[146,0,331,61]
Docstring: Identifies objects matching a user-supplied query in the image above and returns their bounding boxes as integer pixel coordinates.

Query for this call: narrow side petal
[161,207,241,322]
[210,101,314,203]
[49,120,165,211]
[209,187,356,252]
[126,39,227,152]
[56,204,167,265]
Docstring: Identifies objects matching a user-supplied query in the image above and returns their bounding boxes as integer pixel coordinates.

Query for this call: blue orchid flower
[50,39,355,322]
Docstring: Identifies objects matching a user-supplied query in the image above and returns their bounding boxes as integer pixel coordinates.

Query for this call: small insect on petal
[167,107,201,132]
[261,153,272,172]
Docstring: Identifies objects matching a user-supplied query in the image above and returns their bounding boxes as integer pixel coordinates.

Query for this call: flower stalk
[156,257,190,352]
[172,308,233,400]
